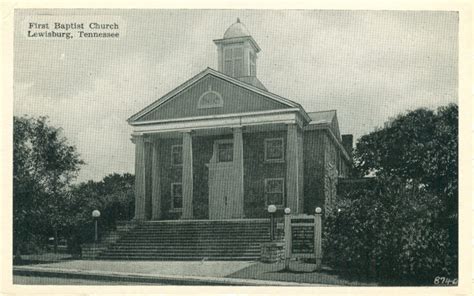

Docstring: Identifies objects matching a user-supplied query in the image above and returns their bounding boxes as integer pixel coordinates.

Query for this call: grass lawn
[13,252,75,265]
[227,260,379,286]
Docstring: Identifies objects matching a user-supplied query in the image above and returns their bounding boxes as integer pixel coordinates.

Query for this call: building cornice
[130,108,302,126]
[213,36,261,52]
[131,109,304,135]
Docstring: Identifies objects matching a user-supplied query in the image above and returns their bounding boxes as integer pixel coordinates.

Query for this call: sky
[14,9,458,183]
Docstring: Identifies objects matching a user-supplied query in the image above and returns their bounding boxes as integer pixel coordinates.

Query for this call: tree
[64,173,135,254]
[354,104,458,200]
[13,116,83,256]
[324,104,458,283]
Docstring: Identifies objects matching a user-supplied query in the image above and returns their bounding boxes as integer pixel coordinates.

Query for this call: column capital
[233,126,244,133]
[144,136,155,144]
[287,123,298,130]
[181,130,194,135]
[131,134,145,144]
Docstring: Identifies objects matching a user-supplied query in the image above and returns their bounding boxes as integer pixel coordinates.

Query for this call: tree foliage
[65,173,135,253]
[13,116,83,253]
[14,115,135,256]
[323,175,454,284]
[354,104,458,201]
[324,104,458,284]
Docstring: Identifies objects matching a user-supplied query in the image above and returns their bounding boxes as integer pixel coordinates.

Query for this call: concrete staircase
[99,219,271,260]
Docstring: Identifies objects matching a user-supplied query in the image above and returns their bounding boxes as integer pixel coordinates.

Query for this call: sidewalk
[13,255,377,286]
[13,260,313,286]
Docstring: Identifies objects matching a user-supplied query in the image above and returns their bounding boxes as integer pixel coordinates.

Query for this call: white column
[151,141,161,220]
[133,135,146,220]
[286,124,300,213]
[181,131,193,219]
[297,126,304,213]
[233,127,244,218]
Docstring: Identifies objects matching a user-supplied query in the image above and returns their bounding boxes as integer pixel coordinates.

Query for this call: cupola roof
[223,18,251,39]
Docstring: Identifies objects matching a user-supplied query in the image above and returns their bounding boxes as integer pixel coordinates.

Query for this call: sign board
[284,213,322,269]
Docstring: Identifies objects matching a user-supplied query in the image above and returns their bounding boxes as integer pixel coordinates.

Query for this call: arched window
[197,90,224,109]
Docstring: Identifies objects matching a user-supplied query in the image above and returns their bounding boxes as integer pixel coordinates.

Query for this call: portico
[131,107,307,221]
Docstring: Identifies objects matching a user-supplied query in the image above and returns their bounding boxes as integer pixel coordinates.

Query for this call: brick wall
[243,131,287,218]
[303,130,326,213]
[157,131,289,219]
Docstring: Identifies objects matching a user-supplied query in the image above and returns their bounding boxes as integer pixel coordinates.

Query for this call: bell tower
[213,19,262,85]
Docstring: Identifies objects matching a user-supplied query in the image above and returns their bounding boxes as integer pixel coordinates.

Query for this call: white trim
[171,145,183,166]
[197,90,224,109]
[264,138,285,163]
[128,68,209,122]
[131,108,301,126]
[264,178,285,207]
[132,112,300,134]
[170,182,183,211]
[213,36,261,52]
[249,51,256,76]
[127,68,311,123]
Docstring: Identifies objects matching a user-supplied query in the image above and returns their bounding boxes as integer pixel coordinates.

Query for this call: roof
[306,110,351,161]
[213,19,261,52]
[307,110,341,141]
[223,18,251,39]
[307,110,336,125]
[127,67,311,124]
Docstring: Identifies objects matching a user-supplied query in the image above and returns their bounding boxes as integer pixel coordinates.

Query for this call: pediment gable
[128,68,305,124]
[307,110,341,140]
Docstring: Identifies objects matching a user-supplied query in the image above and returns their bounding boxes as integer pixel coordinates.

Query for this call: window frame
[223,45,244,77]
[170,182,183,211]
[264,178,285,207]
[264,138,285,163]
[214,139,234,163]
[171,145,183,166]
[249,51,256,76]
[197,90,224,109]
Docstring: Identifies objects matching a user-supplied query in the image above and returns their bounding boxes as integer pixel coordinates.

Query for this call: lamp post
[92,210,101,243]
[314,207,322,270]
[283,207,291,270]
[267,205,277,241]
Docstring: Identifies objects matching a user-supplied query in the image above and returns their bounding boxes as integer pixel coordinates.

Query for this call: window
[265,178,284,206]
[171,145,182,166]
[217,142,233,162]
[197,90,223,109]
[171,183,183,210]
[224,46,244,77]
[264,138,284,162]
[249,52,256,76]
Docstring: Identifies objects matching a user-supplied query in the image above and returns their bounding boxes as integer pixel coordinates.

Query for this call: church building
[127,19,353,221]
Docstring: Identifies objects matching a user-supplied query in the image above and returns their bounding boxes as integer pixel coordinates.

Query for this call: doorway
[207,139,241,219]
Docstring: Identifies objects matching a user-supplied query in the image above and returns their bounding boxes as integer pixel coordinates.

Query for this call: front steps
[99,219,271,260]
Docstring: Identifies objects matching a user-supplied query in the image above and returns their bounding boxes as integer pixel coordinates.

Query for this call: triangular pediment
[128,68,306,124]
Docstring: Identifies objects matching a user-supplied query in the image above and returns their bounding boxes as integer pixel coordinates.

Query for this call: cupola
[213,18,264,89]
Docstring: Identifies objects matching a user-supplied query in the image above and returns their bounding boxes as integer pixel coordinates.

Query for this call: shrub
[323,174,456,284]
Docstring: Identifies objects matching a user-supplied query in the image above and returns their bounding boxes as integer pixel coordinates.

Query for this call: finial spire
[237,17,240,23]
